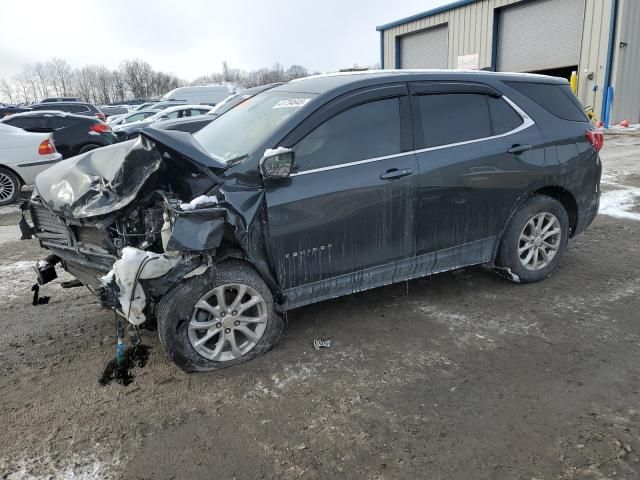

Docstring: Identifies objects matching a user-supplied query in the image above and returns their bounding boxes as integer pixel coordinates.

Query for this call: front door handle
[507,144,532,154]
[380,168,413,181]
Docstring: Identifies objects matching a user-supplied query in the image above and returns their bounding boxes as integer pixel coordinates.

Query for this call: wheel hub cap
[0,173,15,202]
[187,283,268,362]
[518,212,562,271]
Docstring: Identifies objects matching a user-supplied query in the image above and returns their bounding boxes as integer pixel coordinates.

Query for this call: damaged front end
[21,129,277,326]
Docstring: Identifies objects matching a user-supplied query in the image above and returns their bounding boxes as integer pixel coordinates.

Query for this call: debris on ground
[98,344,151,387]
[30,284,50,306]
[313,338,331,350]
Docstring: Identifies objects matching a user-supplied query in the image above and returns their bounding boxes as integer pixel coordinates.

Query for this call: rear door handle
[380,168,413,180]
[507,144,532,154]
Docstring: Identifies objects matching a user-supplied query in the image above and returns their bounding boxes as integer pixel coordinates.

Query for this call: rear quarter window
[506,81,588,122]
[489,96,523,134]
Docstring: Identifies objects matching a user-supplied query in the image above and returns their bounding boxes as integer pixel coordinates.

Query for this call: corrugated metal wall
[610,0,640,123]
[381,0,616,120]
[576,0,613,122]
[497,0,585,72]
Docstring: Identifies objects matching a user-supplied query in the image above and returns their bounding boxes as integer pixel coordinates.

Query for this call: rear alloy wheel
[157,260,283,372]
[496,195,569,283]
[517,212,562,271]
[0,168,21,206]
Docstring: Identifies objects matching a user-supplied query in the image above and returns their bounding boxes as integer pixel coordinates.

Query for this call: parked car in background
[132,102,159,111]
[0,105,30,118]
[154,83,282,134]
[0,111,116,159]
[160,84,238,105]
[0,123,61,205]
[30,102,105,121]
[107,110,156,127]
[148,100,187,111]
[112,104,211,141]
[100,106,129,118]
[40,97,83,103]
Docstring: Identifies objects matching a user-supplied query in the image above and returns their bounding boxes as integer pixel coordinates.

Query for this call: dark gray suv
[22,71,602,372]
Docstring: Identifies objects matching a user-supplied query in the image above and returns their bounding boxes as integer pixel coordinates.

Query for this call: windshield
[193,91,316,162]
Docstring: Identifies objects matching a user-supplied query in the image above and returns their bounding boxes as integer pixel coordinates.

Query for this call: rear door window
[415,93,492,148]
[294,98,402,172]
[506,81,588,122]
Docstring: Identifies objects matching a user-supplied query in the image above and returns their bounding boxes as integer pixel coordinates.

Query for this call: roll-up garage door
[400,25,448,69]
[497,0,585,72]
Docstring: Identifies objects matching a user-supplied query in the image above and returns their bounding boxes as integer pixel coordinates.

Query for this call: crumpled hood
[35,138,162,218]
[35,130,226,219]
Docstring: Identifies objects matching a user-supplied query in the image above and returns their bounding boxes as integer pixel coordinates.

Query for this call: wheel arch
[493,185,579,261]
[76,143,102,155]
[0,164,26,186]
[532,186,579,237]
[215,246,283,306]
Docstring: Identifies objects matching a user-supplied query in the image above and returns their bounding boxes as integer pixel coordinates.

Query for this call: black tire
[157,260,283,373]
[0,167,21,206]
[496,195,569,283]
[78,144,100,154]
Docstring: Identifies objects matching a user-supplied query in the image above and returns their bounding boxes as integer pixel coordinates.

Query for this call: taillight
[90,123,111,133]
[38,139,56,155]
[585,129,604,152]
[96,113,106,121]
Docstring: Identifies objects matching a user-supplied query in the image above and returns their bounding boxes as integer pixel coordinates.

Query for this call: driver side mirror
[260,147,295,179]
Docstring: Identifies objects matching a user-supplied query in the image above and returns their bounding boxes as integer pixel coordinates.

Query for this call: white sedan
[0,123,62,205]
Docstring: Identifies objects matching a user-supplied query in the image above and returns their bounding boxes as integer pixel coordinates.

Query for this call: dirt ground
[1,135,640,480]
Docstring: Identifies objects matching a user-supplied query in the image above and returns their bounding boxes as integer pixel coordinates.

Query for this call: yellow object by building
[570,71,578,95]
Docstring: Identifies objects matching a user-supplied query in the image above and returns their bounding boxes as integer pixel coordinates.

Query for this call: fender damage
[21,129,278,324]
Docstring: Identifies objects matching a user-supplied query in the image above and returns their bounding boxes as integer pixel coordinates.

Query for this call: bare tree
[286,65,309,80]
[48,58,73,97]
[33,62,51,99]
[0,57,316,104]
[0,79,15,104]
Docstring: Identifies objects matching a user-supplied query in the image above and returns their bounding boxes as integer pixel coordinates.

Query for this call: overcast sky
[0,0,447,81]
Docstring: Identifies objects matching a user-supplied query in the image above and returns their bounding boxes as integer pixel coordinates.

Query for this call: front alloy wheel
[188,284,268,361]
[157,261,283,372]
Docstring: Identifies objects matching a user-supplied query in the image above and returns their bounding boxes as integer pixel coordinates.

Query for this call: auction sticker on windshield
[272,98,311,109]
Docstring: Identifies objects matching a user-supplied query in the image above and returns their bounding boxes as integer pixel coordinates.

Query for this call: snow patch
[263,147,290,158]
[599,187,640,221]
[100,247,180,325]
[0,261,36,301]
[179,195,218,211]
[1,446,120,480]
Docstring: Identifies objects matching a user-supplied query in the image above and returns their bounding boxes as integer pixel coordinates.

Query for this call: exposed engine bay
[20,131,278,327]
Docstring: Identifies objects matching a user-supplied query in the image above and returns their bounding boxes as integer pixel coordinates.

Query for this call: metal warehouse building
[377,0,640,125]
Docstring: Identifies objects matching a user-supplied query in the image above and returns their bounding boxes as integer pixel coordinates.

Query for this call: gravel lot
[1,135,639,480]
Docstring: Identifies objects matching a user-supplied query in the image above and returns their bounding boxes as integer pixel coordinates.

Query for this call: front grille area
[30,202,69,245]
[73,225,107,246]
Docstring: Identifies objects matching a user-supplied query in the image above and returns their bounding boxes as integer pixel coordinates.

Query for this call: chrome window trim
[290,95,534,177]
